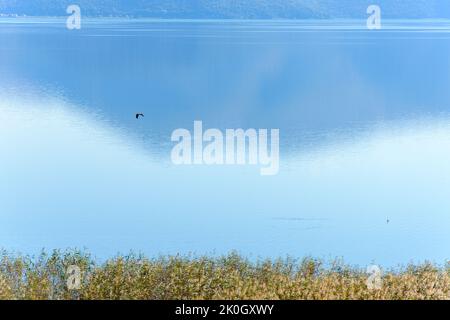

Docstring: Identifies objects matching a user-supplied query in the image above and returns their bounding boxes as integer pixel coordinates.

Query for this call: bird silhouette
[136,113,144,119]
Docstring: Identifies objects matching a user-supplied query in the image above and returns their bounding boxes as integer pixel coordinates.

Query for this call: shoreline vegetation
[0,250,448,300]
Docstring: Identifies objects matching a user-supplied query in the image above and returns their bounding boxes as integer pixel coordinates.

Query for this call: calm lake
[1,18,449,267]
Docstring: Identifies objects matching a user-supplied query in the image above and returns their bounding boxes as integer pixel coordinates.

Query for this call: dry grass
[0,250,448,300]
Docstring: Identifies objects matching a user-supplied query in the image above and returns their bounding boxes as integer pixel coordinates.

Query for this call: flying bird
[136,113,144,119]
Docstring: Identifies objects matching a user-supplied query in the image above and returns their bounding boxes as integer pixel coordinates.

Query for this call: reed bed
[0,250,448,300]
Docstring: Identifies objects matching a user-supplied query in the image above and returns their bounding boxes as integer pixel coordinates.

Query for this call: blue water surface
[1,18,449,267]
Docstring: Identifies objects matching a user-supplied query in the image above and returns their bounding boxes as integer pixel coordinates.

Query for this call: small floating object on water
[136,113,144,119]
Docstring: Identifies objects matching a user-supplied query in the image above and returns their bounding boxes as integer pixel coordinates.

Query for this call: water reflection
[0,19,449,266]
[1,90,449,266]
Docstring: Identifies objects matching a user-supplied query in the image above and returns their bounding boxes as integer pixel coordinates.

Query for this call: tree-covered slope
[0,0,448,19]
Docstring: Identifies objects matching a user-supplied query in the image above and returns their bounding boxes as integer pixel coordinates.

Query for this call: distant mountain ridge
[1,0,449,19]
